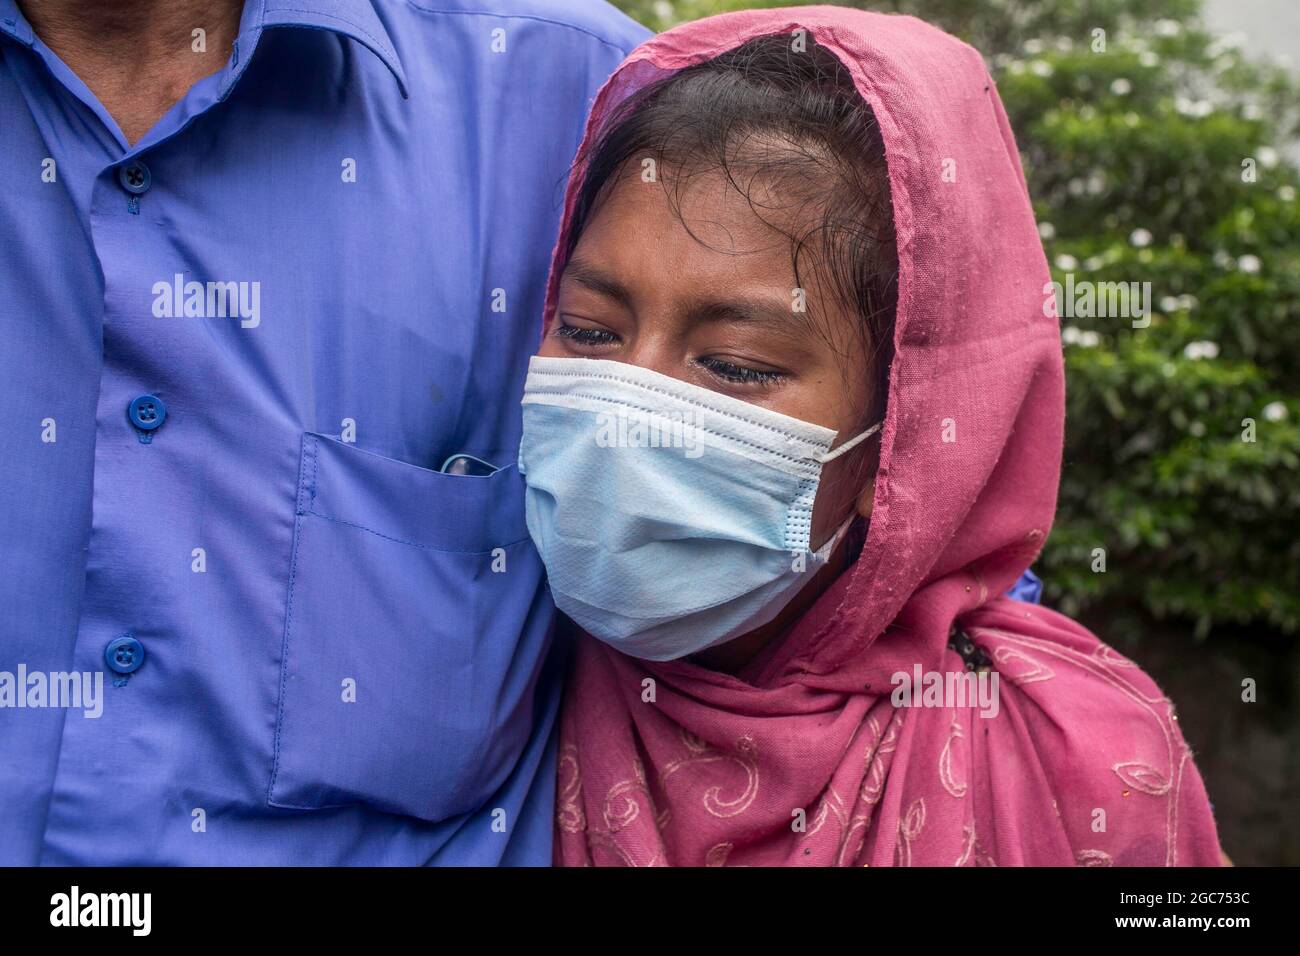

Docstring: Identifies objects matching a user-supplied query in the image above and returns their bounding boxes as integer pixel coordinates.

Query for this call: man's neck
[19,0,244,145]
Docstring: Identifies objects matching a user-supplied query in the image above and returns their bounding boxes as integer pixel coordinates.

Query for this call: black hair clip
[948,627,993,673]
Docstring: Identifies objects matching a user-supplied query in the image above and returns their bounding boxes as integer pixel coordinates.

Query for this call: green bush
[611,0,1300,640]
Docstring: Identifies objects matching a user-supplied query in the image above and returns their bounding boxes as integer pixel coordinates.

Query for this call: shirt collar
[0,1,34,45]
[0,0,409,99]
[257,0,408,98]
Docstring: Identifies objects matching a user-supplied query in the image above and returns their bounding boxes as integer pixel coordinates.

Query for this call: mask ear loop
[817,420,882,464]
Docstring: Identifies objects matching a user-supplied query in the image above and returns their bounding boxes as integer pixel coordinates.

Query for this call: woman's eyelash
[553,324,784,387]
[696,356,785,386]
[554,322,619,346]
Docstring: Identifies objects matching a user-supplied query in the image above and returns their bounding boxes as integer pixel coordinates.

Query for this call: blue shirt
[0,0,647,865]
[1006,568,1043,605]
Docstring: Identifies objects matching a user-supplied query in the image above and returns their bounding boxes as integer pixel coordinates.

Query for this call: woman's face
[538,163,880,548]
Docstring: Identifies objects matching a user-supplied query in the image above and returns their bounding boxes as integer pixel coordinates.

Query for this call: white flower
[1055,254,1078,270]
[1183,340,1219,360]
[1207,34,1244,59]
[1110,77,1132,95]
[1238,254,1261,274]
[1084,255,1104,271]
[1160,295,1180,313]
[1176,97,1213,117]
[1129,228,1153,248]
[1155,19,1182,38]
[1258,146,1280,168]
[1242,102,1262,121]
[1030,59,1054,77]
[1262,401,1288,422]
[1038,221,1056,240]
[1023,38,1045,55]
[1190,421,1206,437]
[1279,185,1296,202]
[1062,326,1100,348]
[1213,249,1234,269]
[1139,51,1160,68]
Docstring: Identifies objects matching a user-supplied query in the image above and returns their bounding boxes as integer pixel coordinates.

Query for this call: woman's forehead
[584,162,835,272]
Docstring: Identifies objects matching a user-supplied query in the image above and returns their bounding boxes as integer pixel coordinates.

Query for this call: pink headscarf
[549,6,1222,866]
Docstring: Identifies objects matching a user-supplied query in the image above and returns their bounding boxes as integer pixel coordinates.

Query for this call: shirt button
[128,394,166,431]
[118,161,151,194]
[104,635,145,675]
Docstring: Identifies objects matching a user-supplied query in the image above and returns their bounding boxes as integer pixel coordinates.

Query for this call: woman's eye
[553,320,620,347]
[695,355,785,387]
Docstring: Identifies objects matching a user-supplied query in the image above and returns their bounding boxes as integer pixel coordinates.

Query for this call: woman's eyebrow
[562,258,633,309]
[687,296,811,337]
[563,257,810,339]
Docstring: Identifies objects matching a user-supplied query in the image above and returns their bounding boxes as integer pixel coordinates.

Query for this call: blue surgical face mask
[518,355,881,662]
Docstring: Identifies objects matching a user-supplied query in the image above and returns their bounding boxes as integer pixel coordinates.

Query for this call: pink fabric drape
[548,6,1222,866]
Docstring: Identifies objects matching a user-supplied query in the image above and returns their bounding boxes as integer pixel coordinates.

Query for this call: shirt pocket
[268,432,553,822]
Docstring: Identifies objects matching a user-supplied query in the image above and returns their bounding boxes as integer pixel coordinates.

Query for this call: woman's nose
[618,327,690,382]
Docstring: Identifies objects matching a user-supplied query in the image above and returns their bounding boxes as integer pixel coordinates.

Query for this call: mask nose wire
[816,420,883,464]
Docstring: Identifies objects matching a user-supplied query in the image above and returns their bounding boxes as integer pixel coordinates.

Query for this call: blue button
[128,394,166,431]
[104,635,145,675]
[118,161,151,194]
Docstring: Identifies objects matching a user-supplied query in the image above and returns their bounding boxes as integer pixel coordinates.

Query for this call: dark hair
[565,34,898,430]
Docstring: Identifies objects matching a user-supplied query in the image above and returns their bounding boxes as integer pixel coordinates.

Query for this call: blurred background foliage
[609,0,1299,863]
